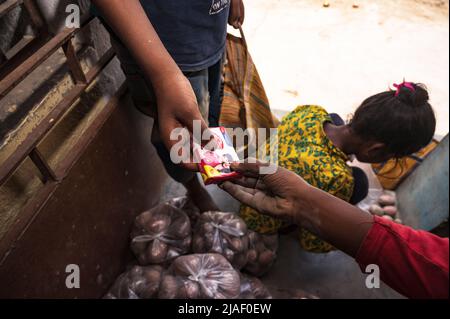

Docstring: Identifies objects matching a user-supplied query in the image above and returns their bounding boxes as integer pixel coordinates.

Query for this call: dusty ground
[237,0,449,136]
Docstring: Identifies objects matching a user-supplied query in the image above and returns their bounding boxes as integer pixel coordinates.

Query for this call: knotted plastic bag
[239,273,272,299]
[104,265,164,299]
[131,203,191,265]
[192,212,249,269]
[158,253,241,299]
[244,231,278,277]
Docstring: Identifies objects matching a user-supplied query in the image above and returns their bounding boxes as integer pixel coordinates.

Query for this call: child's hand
[229,0,245,29]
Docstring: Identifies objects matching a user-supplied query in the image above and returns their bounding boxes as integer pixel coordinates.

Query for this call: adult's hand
[221,161,374,257]
[229,0,245,28]
[220,161,312,225]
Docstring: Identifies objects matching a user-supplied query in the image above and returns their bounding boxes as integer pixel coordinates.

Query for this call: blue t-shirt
[96,0,230,71]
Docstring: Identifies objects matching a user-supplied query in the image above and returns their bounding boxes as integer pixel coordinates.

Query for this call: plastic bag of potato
[131,203,191,265]
[239,273,272,299]
[104,265,164,299]
[158,253,241,299]
[245,231,278,277]
[192,212,249,269]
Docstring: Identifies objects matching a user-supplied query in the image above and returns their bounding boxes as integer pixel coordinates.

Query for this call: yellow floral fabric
[240,105,354,253]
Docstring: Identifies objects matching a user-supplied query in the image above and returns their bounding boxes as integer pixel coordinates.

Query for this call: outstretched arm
[220,162,373,256]
[93,0,210,170]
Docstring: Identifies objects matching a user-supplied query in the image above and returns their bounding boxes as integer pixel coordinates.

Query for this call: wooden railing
[0,4,127,263]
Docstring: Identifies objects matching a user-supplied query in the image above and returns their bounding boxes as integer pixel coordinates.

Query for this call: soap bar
[194,127,240,185]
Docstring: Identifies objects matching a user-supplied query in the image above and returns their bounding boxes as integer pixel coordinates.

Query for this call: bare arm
[220,162,373,257]
[93,0,210,169]
[93,0,177,83]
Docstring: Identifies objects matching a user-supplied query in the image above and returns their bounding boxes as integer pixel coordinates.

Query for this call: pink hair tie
[393,81,415,96]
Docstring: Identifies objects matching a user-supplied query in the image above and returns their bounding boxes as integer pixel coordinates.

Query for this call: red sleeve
[356,216,449,299]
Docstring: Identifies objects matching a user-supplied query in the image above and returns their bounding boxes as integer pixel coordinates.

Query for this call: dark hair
[349,83,436,158]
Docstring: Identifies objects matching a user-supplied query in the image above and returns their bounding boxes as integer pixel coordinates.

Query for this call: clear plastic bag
[131,203,191,265]
[192,212,249,269]
[158,253,241,299]
[244,231,278,277]
[239,273,272,299]
[104,265,164,299]
[168,196,201,225]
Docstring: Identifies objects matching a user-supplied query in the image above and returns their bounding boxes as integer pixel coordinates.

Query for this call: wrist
[291,185,320,229]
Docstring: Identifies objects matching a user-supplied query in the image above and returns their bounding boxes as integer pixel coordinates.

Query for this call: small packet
[194,127,240,185]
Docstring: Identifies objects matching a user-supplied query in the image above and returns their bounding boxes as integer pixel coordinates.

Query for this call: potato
[216,270,241,299]
[149,216,171,234]
[233,254,248,269]
[192,236,205,252]
[247,249,258,263]
[262,234,278,247]
[172,255,202,276]
[378,194,396,206]
[239,273,271,299]
[136,211,152,225]
[202,223,215,233]
[383,206,397,217]
[129,265,144,278]
[224,248,234,261]
[369,204,385,216]
[171,215,191,238]
[244,232,278,277]
[258,250,275,265]
[207,253,228,266]
[151,240,169,261]
[158,275,180,299]
[180,281,200,299]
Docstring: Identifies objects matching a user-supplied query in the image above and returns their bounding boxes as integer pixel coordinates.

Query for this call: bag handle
[238,26,248,49]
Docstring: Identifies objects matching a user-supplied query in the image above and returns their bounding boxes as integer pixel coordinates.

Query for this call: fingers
[230,160,275,178]
[220,182,279,217]
[220,182,260,207]
[228,176,268,191]
[229,0,242,29]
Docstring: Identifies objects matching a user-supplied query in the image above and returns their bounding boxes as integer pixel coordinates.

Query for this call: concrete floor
[236,0,449,137]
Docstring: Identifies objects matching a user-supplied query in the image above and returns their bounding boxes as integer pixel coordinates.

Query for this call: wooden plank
[0,48,115,186]
[0,84,127,267]
[29,147,58,183]
[54,84,127,178]
[0,0,22,19]
[0,27,76,98]
[22,0,46,31]
[62,39,87,84]
[0,17,95,98]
